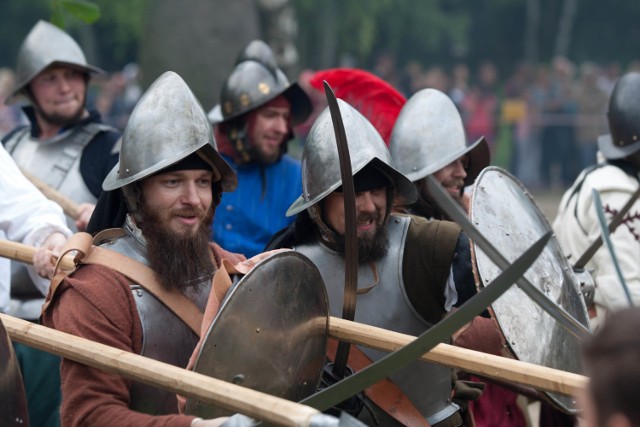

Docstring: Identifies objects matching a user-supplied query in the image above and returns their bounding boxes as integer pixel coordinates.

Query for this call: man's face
[138,169,216,291]
[29,66,87,127]
[247,97,291,164]
[431,155,468,201]
[139,169,214,236]
[322,187,390,263]
[324,187,387,241]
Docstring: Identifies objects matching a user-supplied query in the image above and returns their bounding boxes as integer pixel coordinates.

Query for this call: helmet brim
[597,133,640,160]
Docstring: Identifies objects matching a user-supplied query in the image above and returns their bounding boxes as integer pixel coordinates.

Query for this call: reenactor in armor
[389,88,489,220]
[267,99,479,426]
[42,71,242,426]
[209,40,311,257]
[2,20,121,427]
[554,72,640,327]
[389,89,530,427]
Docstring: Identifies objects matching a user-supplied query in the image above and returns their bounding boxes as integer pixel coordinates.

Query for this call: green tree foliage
[0,0,147,71]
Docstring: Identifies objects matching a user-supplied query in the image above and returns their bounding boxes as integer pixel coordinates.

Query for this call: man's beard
[35,94,86,128]
[140,204,216,292]
[333,215,390,264]
[253,143,282,165]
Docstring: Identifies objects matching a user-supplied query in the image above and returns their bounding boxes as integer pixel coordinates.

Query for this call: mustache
[356,212,382,224]
[171,207,206,218]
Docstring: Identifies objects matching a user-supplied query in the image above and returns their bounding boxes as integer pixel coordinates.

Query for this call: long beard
[140,204,216,291]
[332,215,390,264]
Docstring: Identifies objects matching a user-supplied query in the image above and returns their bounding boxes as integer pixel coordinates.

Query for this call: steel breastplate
[100,226,209,415]
[296,215,459,425]
[7,123,108,304]
[4,123,110,208]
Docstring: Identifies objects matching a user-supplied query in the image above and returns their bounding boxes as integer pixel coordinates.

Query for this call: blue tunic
[213,154,302,257]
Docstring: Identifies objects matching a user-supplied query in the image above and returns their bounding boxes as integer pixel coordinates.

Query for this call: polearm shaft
[0,240,75,270]
[328,317,587,397]
[2,242,588,398]
[1,313,319,427]
[20,168,81,219]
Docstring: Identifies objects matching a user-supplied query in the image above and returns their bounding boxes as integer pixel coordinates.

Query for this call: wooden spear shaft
[329,317,588,397]
[1,313,319,426]
[1,240,588,397]
[0,240,75,271]
[20,168,81,219]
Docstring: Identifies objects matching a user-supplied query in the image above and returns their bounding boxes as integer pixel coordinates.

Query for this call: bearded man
[209,40,311,257]
[42,71,243,427]
[267,99,479,426]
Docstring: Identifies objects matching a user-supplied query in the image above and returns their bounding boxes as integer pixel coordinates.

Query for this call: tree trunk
[524,0,540,66]
[554,0,579,58]
[139,0,260,110]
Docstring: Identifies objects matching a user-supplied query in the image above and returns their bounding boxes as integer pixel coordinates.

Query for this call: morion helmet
[7,20,104,103]
[103,71,236,212]
[218,40,311,125]
[389,88,490,185]
[598,72,640,160]
[287,99,417,216]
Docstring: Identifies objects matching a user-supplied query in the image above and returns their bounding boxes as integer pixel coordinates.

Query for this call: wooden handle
[0,240,75,270]
[20,168,81,219]
[1,313,319,426]
[329,317,587,396]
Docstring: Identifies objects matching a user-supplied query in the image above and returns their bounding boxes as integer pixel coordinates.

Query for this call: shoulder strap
[44,232,204,336]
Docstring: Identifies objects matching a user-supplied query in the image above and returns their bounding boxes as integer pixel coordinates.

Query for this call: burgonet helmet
[103,71,237,213]
[389,88,490,185]
[218,40,311,125]
[287,99,417,217]
[6,20,105,103]
[598,72,640,160]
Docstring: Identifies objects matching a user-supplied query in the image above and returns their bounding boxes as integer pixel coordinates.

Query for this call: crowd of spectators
[2,54,639,193]
[375,54,640,191]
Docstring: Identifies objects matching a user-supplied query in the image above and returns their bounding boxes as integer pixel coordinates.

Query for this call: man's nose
[357,191,377,213]
[274,115,288,134]
[58,76,72,92]
[452,159,468,178]
[181,181,201,205]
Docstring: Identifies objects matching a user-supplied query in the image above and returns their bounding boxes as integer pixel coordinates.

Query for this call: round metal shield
[470,167,590,414]
[185,251,329,418]
[0,317,30,426]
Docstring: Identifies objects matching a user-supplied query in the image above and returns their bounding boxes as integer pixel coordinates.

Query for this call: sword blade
[323,82,358,377]
[301,231,551,411]
[426,175,591,340]
[592,189,634,306]
[574,185,640,269]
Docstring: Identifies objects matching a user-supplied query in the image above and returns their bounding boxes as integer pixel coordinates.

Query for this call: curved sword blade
[592,189,634,306]
[323,81,358,377]
[301,232,551,411]
[426,175,591,340]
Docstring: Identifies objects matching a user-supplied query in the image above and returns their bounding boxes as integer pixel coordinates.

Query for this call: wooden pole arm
[0,240,75,271]
[20,168,81,219]
[1,313,319,426]
[1,239,588,398]
[329,317,588,397]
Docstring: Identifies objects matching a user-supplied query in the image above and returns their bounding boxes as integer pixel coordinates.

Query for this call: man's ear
[606,413,633,427]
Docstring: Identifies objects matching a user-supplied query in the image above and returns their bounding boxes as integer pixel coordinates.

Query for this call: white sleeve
[0,144,71,244]
[0,145,72,297]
